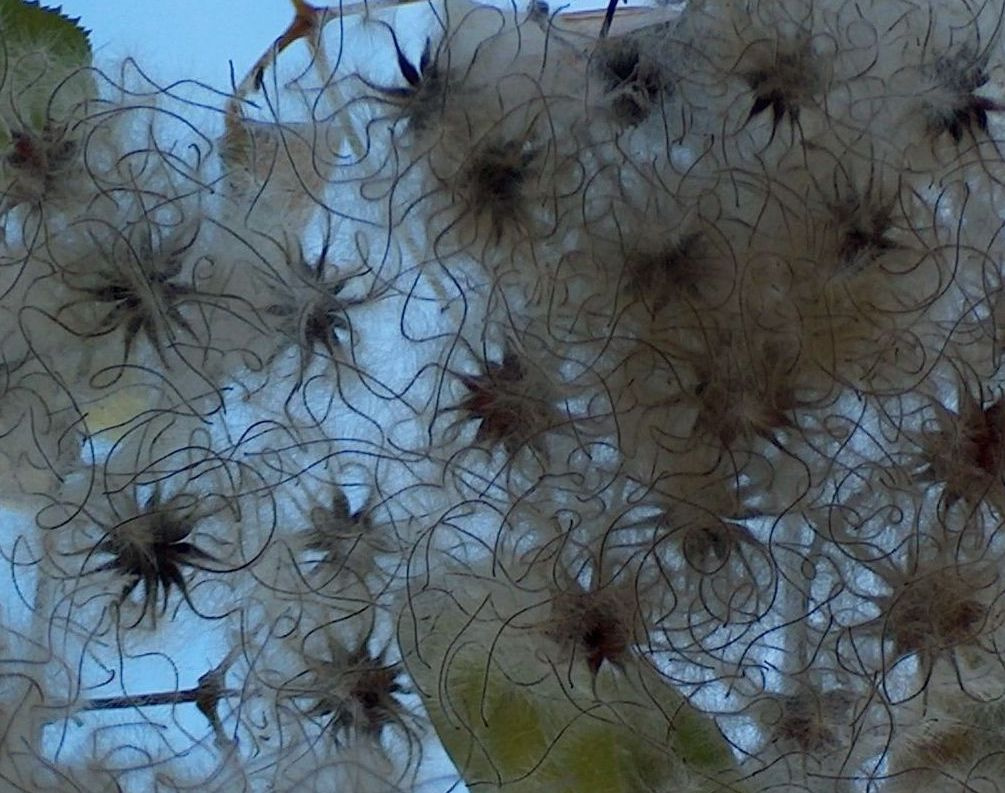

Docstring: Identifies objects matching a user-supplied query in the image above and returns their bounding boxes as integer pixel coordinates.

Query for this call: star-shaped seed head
[924,48,1004,143]
[546,581,638,674]
[91,492,216,626]
[73,227,201,364]
[302,637,409,743]
[455,347,558,454]
[742,34,822,141]
[916,385,1005,513]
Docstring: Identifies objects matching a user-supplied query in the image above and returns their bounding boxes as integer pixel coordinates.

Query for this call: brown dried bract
[304,639,408,743]
[741,33,824,142]
[543,570,640,675]
[916,385,1005,514]
[454,346,558,454]
[924,47,1005,143]
[90,492,217,626]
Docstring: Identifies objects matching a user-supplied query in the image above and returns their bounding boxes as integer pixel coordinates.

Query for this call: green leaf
[0,0,95,132]
[400,583,749,793]
[0,0,91,65]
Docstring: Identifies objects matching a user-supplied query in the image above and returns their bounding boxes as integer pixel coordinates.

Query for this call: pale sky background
[59,0,292,91]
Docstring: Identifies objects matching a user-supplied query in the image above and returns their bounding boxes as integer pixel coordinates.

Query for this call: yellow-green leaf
[400,582,748,793]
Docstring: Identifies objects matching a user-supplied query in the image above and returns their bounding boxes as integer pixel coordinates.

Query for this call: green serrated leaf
[0,0,94,115]
[0,0,95,205]
[0,0,91,65]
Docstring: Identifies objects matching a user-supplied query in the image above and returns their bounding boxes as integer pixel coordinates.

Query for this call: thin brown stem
[79,686,242,712]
